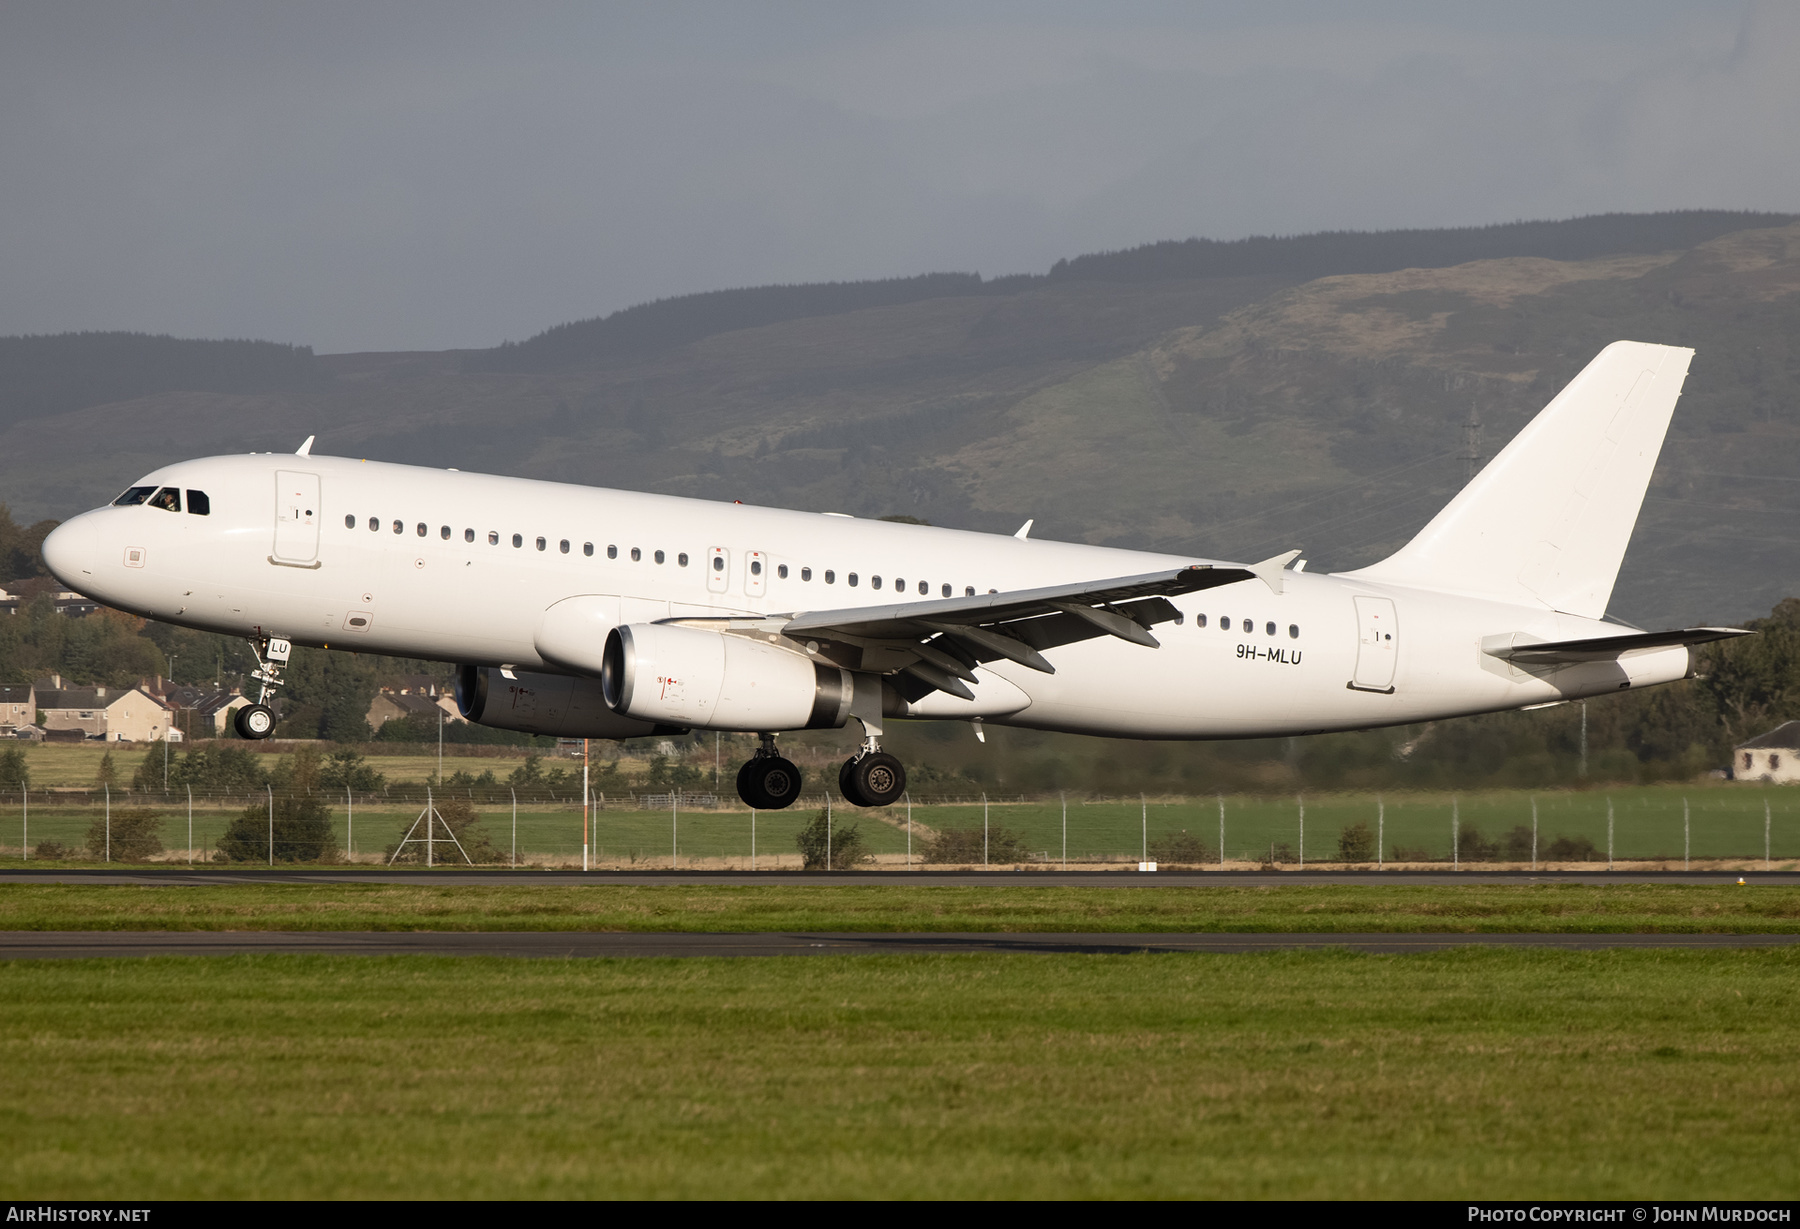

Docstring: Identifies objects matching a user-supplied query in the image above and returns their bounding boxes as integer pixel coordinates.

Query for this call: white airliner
[41,340,1744,809]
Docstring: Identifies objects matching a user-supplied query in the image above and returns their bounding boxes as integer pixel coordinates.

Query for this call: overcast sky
[2,1,1795,353]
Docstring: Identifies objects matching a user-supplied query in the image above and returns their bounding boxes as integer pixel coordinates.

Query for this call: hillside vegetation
[0,210,1795,637]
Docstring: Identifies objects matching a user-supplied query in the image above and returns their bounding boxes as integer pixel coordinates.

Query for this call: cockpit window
[113,486,156,506]
[186,490,211,516]
[148,487,181,513]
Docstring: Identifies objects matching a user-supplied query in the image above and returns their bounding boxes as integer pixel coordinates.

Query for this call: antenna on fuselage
[295,435,315,457]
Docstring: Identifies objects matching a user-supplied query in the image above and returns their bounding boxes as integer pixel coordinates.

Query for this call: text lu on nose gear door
[272,470,321,565]
[744,550,767,597]
[1350,595,1398,693]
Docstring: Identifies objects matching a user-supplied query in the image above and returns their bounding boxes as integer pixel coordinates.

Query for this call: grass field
[0,949,1794,1198]
[3,783,1799,868]
[1,883,1797,933]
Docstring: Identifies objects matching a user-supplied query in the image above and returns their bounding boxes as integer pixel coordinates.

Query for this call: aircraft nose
[40,514,99,587]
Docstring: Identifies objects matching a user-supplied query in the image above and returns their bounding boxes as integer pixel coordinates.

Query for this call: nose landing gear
[234,634,291,741]
[735,734,804,810]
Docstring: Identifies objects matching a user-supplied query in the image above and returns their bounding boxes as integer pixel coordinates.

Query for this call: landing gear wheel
[842,752,906,807]
[234,703,276,740]
[736,756,803,810]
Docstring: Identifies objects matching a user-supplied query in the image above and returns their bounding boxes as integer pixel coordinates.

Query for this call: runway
[2,930,1796,959]
[2,868,1796,887]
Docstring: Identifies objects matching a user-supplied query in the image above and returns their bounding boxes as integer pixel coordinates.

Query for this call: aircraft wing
[1484,626,1751,665]
[777,564,1253,699]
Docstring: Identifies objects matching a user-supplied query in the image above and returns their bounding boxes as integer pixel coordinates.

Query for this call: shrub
[922,825,1027,865]
[1268,841,1298,865]
[1390,843,1434,862]
[1546,834,1601,861]
[1499,825,1536,861]
[1149,830,1212,865]
[217,794,338,863]
[386,797,501,864]
[33,839,69,860]
[1455,823,1499,861]
[1336,822,1375,863]
[85,808,163,861]
[795,807,870,869]
[0,744,28,789]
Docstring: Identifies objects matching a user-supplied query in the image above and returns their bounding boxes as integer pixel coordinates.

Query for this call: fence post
[1061,791,1067,870]
[1683,797,1690,872]
[751,807,757,871]
[1766,798,1772,871]
[105,785,111,863]
[826,794,831,870]
[511,787,517,869]
[1141,793,1148,866]
[347,784,353,861]
[906,792,912,870]
[1607,797,1614,872]
[1452,797,1458,872]
[1217,794,1225,871]
[187,785,193,867]
[1377,795,1384,870]
[21,785,26,862]
[1531,796,1538,871]
[1297,794,1304,869]
[983,793,988,867]
[266,784,273,867]
[671,788,678,870]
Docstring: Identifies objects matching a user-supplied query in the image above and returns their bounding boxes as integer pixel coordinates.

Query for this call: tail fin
[1341,341,1692,618]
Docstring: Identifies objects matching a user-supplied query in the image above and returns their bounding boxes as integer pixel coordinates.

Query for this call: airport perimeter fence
[0,784,1797,870]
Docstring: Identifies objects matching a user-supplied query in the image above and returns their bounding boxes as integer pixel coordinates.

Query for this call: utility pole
[1460,403,1484,481]
[1579,701,1588,780]
[164,654,177,790]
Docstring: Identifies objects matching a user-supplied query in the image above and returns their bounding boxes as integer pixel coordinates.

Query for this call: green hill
[1,211,1796,629]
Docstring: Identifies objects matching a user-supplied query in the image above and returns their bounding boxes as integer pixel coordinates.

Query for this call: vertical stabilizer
[1341,341,1692,618]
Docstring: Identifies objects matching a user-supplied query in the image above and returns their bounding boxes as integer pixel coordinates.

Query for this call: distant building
[147,681,254,738]
[367,679,461,731]
[36,682,170,743]
[1733,722,1800,783]
[0,683,34,737]
[0,587,100,617]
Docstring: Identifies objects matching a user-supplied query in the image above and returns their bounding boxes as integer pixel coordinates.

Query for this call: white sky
[1,1,1793,352]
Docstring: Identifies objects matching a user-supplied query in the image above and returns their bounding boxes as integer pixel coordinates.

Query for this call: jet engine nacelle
[601,623,851,731]
[455,664,681,740]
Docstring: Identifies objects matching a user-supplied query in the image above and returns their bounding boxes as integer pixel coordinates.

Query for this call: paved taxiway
[3,869,1796,887]
[3,931,1796,959]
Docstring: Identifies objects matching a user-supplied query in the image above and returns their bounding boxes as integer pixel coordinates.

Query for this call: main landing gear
[839,751,906,808]
[736,734,804,810]
[233,634,290,741]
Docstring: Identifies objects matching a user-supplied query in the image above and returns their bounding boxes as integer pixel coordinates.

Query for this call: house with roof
[36,680,171,743]
[0,683,34,737]
[367,678,461,731]
[149,682,256,738]
[1733,722,1800,783]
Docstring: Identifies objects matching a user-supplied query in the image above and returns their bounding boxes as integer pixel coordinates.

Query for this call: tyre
[753,756,804,810]
[844,752,905,807]
[234,703,276,740]
[838,756,868,807]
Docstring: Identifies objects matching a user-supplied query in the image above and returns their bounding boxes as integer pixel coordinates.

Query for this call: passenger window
[607,545,618,559]
[750,559,761,575]
[712,555,724,572]
[393,520,403,534]
[801,567,812,581]
[871,576,882,589]
[1221,617,1231,630]
[149,487,181,512]
[777,564,788,579]
[824,570,835,583]
[488,531,499,545]
[417,523,427,537]
[512,534,522,548]
[1266,621,1276,635]
[630,547,641,562]
[1242,617,1252,633]
[370,518,379,532]
[465,529,475,543]
[919,581,929,596]
[344,515,356,529]
[535,536,545,551]
[1289,624,1299,639]
[965,587,975,596]
[1196,614,1208,629]
[113,486,157,506]
[583,543,594,557]
[559,540,570,554]
[655,550,665,564]
[678,552,688,566]
[848,573,859,587]
[440,526,451,540]
[186,490,210,516]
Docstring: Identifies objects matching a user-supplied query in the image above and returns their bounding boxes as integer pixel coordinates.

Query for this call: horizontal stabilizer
[1483,626,1750,665]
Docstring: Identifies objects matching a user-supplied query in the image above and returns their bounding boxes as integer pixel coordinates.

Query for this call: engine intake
[601,623,850,731]
[456,664,681,740]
